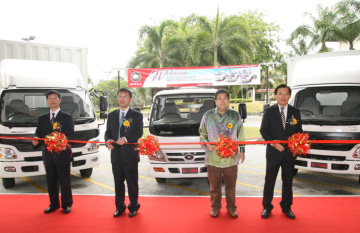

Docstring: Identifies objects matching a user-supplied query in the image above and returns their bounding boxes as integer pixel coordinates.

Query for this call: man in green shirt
[199,89,245,218]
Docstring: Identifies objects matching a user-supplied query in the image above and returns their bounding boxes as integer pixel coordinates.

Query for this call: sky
[1,0,341,85]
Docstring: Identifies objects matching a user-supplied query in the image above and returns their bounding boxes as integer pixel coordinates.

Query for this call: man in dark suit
[105,88,143,218]
[260,84,302,220]
[32,90,75,214]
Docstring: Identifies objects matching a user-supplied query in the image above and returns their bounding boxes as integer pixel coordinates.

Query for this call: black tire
[80,168,93,178]
[155,178,166,183]
[2,178,15,189]
[293,169,299,176]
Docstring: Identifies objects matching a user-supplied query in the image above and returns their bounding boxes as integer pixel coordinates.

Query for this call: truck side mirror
[99,96,108,112]
[238,103,247,120]
[100,112,108,119]
[263,104,270,112]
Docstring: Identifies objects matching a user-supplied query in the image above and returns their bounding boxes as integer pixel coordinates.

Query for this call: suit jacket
[104,108,143,164]
[35,110,75,165]
[260,104,303,161]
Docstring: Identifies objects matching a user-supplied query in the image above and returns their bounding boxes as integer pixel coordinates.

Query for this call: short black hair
[117,88,132,99]
[274,84,291,95]
[215,89,229,100]
[46,90,61,99]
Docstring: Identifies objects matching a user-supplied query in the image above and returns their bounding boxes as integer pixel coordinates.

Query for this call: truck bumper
[0,152,100,178]
[149,163,208,179]
[295,158,360,174]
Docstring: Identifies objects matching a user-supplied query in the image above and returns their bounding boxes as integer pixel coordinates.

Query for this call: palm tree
[333,0,360,50]
[288,4,337,53]
[182,8,252,66]
[129,20,183,68]
[287,27,319,56]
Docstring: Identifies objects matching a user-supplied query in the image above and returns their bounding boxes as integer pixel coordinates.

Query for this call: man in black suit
[105,88,143,218]
[260,84,302,219]
[32,90,75,214]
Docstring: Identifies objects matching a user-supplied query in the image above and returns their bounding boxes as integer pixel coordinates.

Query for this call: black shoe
[64,207,71,214]
[129,210,137,218]
[282,209,296,219]
[44,206,59,214]
[261,209,271,219]
[113,210,123,218]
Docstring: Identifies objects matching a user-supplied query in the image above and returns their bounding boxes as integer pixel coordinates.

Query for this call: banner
[128,64,261,88]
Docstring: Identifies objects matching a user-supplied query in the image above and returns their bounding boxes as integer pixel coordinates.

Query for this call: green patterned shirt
[199,107,245,168]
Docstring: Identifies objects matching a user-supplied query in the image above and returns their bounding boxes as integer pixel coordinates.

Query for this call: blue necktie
[118,112,125,139]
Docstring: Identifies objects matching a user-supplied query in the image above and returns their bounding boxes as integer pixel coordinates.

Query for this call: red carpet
[0,194,359,233]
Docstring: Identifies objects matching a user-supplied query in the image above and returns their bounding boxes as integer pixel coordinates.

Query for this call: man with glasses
[105,88,143,218]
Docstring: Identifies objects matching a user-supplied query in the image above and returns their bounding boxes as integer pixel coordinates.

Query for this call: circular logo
[184,154,194,160]
[131,72,141,82]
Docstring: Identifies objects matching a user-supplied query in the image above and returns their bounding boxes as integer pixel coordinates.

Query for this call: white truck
[0,40,107,188]
[287,50,360,181]
[147,87,246,183]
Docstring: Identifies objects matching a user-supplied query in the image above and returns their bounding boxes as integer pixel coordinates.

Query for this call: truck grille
[307,133,359,151]
[301,154,346,161]
[165,152,205,162]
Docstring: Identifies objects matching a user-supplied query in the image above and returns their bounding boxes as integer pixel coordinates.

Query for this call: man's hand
[32,139,39,146]
[206,144,215,152]
[239,152,245,163]
[115,137,126,146]
[272,143,285,152]
[106,139,115,150]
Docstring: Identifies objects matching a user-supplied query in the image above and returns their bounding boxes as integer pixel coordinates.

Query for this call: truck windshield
[0,89,96,126]
[149,95,215,136]
[294,86,360,125]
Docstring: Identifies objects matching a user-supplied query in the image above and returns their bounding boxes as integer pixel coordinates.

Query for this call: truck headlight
[353,148,360,158]
[88,143,99,152]
[0,148,17,159]
[148,150,166,162]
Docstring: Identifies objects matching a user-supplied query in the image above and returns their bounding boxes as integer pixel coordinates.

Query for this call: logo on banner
[131,72,141,82]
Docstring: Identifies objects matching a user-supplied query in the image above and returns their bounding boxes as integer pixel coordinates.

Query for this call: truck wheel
[2,178,15,189]
[293,169,299,176]
[80,168,93,178]
[155,178,166,183]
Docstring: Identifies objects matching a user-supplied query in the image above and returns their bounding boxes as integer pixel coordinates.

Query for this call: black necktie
[51,112,55,125]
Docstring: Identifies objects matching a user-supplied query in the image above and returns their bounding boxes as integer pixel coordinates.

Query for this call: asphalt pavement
[1,115,360,197]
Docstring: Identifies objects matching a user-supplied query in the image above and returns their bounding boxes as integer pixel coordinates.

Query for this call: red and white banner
[128,64,261,88]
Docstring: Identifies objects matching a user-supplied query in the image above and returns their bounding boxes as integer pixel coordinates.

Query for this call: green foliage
[230,98,253,103]
[287,0,360,55]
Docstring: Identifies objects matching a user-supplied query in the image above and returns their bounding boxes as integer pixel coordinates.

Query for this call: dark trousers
[44,162,73,209]
[262,158,295,211]
[112,161,140,212]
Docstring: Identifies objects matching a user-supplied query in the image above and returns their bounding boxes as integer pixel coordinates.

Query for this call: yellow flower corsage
[227,123,233,129]
[52,122,61,131]
[123,120,130,127]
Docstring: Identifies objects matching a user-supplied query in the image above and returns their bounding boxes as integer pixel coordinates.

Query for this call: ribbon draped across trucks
[1,133,360,158]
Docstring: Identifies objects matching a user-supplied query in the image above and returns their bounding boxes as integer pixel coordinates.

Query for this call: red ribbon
[136,135,160,156]
[1,136,360,145]
[44,132,69,154]
[216,135,238,158]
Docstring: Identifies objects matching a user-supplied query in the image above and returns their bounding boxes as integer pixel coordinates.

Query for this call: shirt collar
[215,107,229,117]
[119,107,130,116]
[278,104,288,111]
[50,108,61,117]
